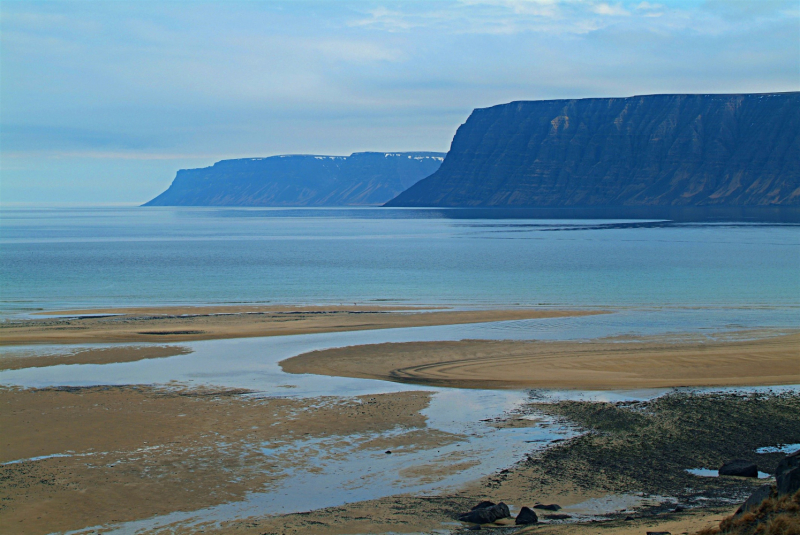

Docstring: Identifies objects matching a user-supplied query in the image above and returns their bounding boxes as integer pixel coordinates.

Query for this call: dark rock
[775,449,800,479]
[777,466,800,496]
[470,501,496,511]
[545,514,571,520]
[386,93,800,208]
[647,532,671,535]
[533,503,562,511]
[735,484,774,515]
[719,459,758,477]
[515,506,538,525]
[146,152,445,207]
[458,502,511,524]
[385,450,391,454]
[673,506,685,513]
[625,516,634,521]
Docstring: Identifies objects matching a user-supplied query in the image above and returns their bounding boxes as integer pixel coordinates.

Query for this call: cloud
[592,3,630,16]
[635,1,662,10]
[2,150,215,161]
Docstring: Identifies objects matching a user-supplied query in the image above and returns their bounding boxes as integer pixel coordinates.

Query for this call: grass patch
[698,489,800,534]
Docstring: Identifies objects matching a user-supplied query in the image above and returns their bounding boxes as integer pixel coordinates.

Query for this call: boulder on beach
[777,466,800,496]
[458,502,511,524]
[735,484,774,515]
[775,449,800,478]
[470,500,496,511]
[515,506,538,525]
[719,459,758,477]
[533,503,562,511]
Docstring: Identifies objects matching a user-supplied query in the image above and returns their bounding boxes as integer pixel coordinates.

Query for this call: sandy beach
[2,308,798,534]
[0,305,606,345]
[5,384,796,535]
[281,331,800,390]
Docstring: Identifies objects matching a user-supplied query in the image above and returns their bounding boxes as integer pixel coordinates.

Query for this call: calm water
[1,206,799,315]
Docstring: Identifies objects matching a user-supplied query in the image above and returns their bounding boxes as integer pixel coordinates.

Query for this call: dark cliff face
[144,152,444,207]
[386,93,800,207]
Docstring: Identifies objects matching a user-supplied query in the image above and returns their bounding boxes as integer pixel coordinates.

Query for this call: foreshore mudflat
[149,390,800,535]
[281,332,800,390]
[0,305,607,346]
[0,385,454,534]
[4,385,798,535]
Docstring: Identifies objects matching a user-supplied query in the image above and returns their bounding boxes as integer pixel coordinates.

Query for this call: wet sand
[179,502,734,535]
[0,345,191,371]
[1,305,605,345]
[3,383,797,534]
[0,385,458,535]
[517,508,734,534]
[4,310,797,534]
[281,332,800,389]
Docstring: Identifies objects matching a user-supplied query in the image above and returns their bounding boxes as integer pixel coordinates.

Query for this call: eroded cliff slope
[145,152,444,206]
[386,93,799,207]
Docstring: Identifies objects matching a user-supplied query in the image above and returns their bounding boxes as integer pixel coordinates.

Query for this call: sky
[1,0,799,204]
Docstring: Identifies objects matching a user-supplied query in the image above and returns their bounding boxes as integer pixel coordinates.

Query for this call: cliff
[144,152,444,206]
[386,93,800,207]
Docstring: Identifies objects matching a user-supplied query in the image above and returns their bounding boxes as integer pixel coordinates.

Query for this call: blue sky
[2,0,798,204]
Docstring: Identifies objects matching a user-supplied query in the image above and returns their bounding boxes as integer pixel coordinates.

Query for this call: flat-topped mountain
[386,93,800,207]
[144,152,444,207]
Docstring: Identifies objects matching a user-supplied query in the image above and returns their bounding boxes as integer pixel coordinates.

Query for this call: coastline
[0,305,607,346]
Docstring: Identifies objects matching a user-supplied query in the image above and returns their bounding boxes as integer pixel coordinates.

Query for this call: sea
[2,205,799,315]
[2,206,799,531]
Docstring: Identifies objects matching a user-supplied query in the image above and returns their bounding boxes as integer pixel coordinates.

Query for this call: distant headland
[144,152,444,207]
[386,93,800,208]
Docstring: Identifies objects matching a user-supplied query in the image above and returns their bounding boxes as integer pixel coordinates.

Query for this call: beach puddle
[686,468,771,479]
[559,493,674,520]
[756,443,800,454]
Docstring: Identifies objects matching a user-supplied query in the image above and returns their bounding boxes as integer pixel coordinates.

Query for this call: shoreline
[0,305,607,346]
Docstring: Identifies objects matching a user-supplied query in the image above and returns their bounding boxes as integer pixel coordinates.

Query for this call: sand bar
[281,332,800,389]
[0,305,606,346]
[0,345,192,370]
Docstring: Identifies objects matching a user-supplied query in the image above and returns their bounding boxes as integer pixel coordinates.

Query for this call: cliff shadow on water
[416,206,800,223]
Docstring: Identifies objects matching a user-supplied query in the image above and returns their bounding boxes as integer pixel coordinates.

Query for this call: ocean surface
[1,206,799,315]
